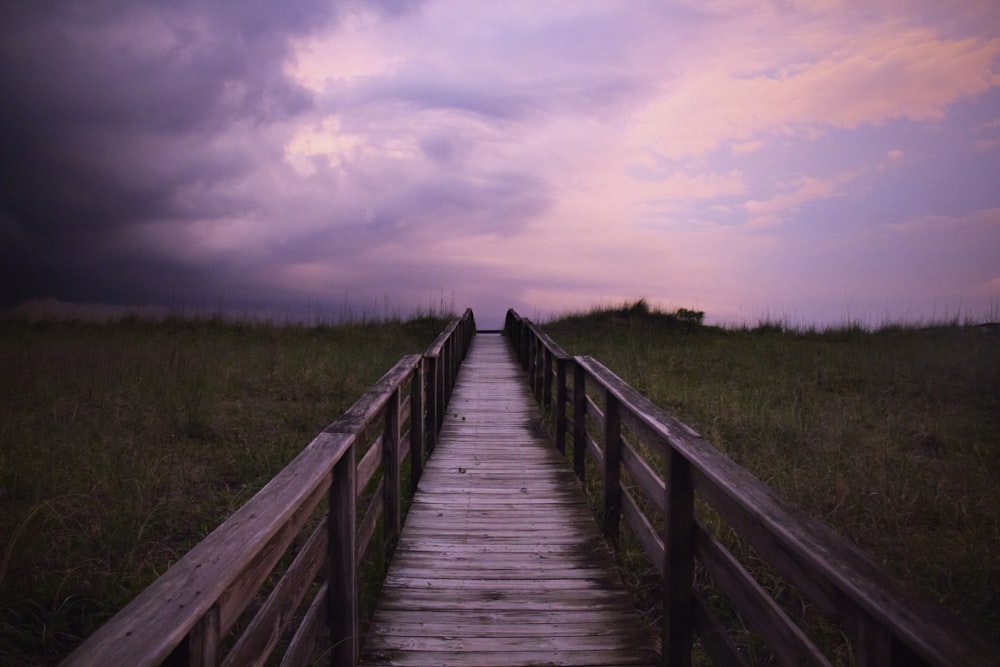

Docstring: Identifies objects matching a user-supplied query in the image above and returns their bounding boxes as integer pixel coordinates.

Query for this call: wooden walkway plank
[359,335,660,667]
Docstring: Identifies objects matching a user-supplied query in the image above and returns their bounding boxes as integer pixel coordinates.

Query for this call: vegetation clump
[555,298,706,332]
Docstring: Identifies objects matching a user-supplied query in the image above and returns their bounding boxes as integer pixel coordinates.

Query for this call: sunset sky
[2,1,999,329]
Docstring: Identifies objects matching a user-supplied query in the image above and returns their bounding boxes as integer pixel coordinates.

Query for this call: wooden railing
[505,309,999,667]
[64,309,476,667]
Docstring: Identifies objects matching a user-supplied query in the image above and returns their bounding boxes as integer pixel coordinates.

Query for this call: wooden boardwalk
[360,335,660,667]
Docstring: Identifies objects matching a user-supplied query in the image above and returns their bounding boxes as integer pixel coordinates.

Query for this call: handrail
[505,309,999,667]
[64,311,476,667]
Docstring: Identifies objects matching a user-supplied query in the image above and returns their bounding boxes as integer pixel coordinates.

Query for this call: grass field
[0,313,451,665]
[542,301,1000,654]
[4,303,997,664]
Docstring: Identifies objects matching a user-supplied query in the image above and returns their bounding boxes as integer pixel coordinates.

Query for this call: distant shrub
[674,308,704,326]
[572,299,707,331]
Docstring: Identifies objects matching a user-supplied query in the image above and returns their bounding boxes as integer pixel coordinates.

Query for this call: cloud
[974,276,1000,297]
[888,207,1000,234]
[1,0,998,328]
[0,1,343,304]
[628,26,1000,159]
[731,140,765,155]
[743,169,860,227]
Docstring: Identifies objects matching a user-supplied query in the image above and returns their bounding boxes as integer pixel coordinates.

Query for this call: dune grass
[542,300,1000,656]
[0,313,451,665]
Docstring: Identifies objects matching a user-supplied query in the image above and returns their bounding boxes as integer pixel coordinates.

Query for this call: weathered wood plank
[693,523,831,667]
[362,649,660,667]
[368,619,641,637]
[356,435,382,494]
[223,518,327,667]
[357,481,383,562]
[621,437,667,515]
[63,431,351,667]
[359,335,659,667]
[279,582,326,667]
[692,590,749,667]
[328,439,358,666]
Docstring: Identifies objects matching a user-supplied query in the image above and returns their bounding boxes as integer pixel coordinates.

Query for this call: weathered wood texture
[505,308,1000,667]
[360,335,660,667]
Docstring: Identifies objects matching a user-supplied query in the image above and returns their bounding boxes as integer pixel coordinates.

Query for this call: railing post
[572,361,587,481]
[451,332,460,388]
[542,347,553,408]
[328,442,357,667]
[663,448,694,667]
[528,335,539,398]
[555,357,567,455]
[603,389,622,544]
[424,355,438,453]
[464,314,475,358]
[410,361,424,495]
[853,616,890,667]
[189,604,220,667]
[443,341,453,410]
[436,351,446,432]
[383,387,401,557]
[535,338,544,400]
[165,604,220,666]
[518,319,531,370]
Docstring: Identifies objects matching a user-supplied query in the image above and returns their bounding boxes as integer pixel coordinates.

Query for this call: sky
[2,1,999,330]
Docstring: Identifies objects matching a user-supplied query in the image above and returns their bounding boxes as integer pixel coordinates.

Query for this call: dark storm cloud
[0,1,337,306]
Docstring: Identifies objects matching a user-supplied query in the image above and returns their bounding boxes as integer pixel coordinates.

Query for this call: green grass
[542,300,1000,657]
[0,313,451,665]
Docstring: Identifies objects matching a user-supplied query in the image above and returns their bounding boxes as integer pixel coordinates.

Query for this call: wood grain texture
[359,335,659,667]
[62,432,350,667]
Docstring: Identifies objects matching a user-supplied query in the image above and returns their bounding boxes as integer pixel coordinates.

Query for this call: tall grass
[0,313,451,665]
[543,301,1000,651]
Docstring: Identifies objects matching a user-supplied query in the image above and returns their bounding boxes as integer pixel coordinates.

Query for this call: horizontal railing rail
[505,308,999,667]
[64,309,476,667]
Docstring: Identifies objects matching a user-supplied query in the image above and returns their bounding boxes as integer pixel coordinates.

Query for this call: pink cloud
[743,170,860,227]
[629,28,999,159]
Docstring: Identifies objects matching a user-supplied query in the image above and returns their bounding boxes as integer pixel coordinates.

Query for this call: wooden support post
[410,361,424,495]
[555,357,567,455]
[542,348,553,408]
[517,321,527,367]
[525,334,532,383]
[165,604,220,667]
[463,317,474,359]
[525,335,533,389]
[573,362,587,482]
[329,445,357,667]
[851,613,917,667]
[442,345,448,433]
[663,448,694,667]
[189,604,220,667]
[603,389,622,544]
[533,338,543,400]
[442,343,453,413]
[383,388,401,557]
[535,341,543,400]
[424,355,438,453]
